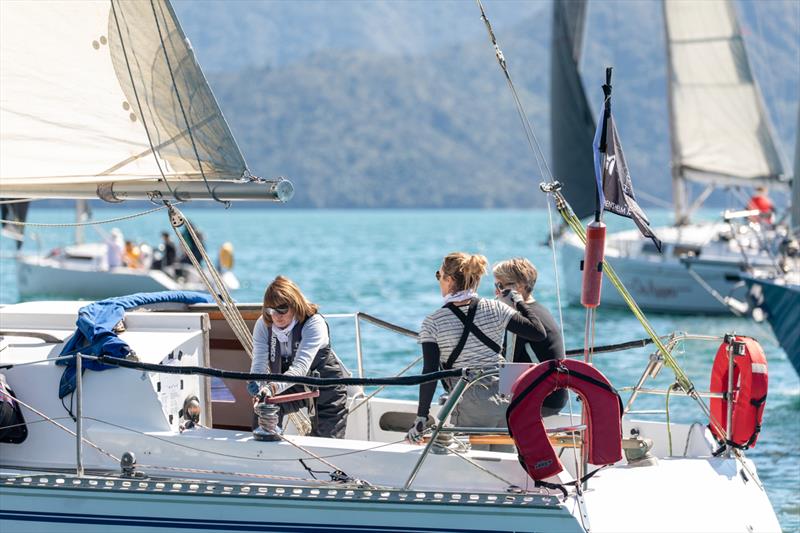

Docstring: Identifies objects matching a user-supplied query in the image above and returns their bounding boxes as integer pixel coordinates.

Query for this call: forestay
[664,0,785,186]
[0,1,247,193]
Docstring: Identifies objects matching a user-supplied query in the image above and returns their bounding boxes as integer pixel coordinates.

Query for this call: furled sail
[0,0,290,202]
[664,0,785,187]
[550,0,596,219]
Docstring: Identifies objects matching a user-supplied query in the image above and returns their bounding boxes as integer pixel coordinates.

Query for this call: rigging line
[82,416,407,463]
[476,0,554,183]
[348,354,423,415]
[0,204,173,228]
[167,204,253,356]
[546,194,566,341]
[11,395,120,463]
[277,432,355,484]
[109,0,179,201]
[633,188,673,209]
[438,442,516,488]
[149,0,217,203]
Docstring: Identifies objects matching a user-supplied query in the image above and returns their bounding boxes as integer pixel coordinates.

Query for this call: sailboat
[557,0,793,314]
[0,0,782,531]
[740,108,800,376]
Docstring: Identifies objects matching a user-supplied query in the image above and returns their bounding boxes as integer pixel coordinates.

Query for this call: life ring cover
[709,336,768,449]
[507,359,623,480]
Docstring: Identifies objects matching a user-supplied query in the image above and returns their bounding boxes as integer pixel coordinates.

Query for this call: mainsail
[550,0,596,219]
[0,0,290,202]
[664,0,785,189]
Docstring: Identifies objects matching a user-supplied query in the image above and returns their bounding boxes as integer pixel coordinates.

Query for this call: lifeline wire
[0,204,173,228]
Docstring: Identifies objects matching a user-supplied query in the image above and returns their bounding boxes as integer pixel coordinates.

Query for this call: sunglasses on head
[265,305,290,316]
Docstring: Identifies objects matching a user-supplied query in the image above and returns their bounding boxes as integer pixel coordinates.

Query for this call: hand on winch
[406,415,435,444]
[499,288,524,308]
[247,380,274,404]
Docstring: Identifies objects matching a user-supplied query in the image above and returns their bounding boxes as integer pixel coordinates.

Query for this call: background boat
[556,0,794,314]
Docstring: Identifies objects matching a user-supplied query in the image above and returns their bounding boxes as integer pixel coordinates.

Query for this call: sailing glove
[406,416,431,444]
[500,289,524,308]
[246,380,261,397]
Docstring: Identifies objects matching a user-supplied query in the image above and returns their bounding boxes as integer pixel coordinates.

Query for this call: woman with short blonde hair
[249,276,348,438]
[493,258,567,416]
[407,252,548,448]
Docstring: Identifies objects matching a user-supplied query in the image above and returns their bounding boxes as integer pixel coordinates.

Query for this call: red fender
[709,336,768,449]
[506,359,623,480]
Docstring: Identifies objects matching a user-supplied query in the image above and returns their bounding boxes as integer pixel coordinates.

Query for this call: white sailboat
[0,1,782,531]
[558,0,793,314]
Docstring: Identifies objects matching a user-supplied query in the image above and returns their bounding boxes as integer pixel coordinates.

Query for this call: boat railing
[60,323,737,489]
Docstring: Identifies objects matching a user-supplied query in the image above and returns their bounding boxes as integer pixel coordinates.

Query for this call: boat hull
[742,276,800,376]
[561,234,750,314]
[16,256,180,300]
[0,475,578,533]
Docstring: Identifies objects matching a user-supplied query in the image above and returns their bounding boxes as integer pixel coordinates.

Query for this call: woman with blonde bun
[406,252,547,449]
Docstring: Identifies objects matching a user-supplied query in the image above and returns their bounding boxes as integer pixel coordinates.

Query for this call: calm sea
[1,207,798,530]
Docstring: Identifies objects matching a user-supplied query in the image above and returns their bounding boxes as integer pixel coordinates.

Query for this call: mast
[662,0,687,225]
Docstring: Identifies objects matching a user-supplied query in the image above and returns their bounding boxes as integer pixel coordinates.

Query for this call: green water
[1,207,798,529]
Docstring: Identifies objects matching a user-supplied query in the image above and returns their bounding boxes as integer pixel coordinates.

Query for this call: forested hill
[173,0,800,208]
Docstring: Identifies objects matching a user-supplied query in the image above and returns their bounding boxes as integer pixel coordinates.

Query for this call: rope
[0,204,172,228]
[11,395,120,463]
[88,353,463,387]
[476,0,554,184]
[167,204,253,355]
[546,194,566,341]
[665,382,676,456]
[564,337,654,357]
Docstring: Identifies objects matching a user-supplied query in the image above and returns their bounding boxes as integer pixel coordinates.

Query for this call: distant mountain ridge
[173,0,799,208]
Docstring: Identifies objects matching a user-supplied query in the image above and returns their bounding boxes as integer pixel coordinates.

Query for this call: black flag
[593,72,662,252]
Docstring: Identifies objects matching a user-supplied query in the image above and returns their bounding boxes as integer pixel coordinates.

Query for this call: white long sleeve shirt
[250,314,329,394]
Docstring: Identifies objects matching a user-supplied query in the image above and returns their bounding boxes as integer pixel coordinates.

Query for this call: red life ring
[709,336,768,449]
[506,359,623,480]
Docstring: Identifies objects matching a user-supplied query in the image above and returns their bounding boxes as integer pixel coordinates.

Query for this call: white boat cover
[664,0,785,186]
[0,0,247,189]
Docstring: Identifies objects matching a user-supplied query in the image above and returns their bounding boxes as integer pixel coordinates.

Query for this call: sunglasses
[435,270,442,281]
[264,305,290,316]
[494,281,513,291]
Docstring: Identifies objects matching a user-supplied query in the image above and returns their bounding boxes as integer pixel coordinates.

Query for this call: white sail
[664,0,785,187]
[0,0,281,201]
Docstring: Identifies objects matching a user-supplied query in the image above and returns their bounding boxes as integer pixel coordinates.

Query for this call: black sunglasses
[495,281,513,291]
[435,270,441,281]
[265,305,290,316]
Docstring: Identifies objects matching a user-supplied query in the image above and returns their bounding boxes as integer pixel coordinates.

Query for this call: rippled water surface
[1,207,798,530]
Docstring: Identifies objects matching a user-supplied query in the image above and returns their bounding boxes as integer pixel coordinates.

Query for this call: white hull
[560,224,777,314]
[0,301,781,532]
[15,245,238,300]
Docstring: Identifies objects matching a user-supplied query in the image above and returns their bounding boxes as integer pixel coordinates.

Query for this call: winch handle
[265,390,320,404]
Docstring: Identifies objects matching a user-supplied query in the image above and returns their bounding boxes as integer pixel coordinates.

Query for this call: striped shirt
[419,298,516,369]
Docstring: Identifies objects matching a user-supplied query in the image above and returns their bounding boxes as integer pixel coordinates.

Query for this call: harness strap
[443,298,499,369]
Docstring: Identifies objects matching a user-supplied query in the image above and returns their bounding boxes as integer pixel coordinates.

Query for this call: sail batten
[664,0,786,188]
[0,0,256,196]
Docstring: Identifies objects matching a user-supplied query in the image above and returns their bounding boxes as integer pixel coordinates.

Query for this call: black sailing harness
[441,298,502,370]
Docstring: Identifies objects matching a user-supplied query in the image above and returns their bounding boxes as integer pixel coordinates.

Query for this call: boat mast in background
[550,0,595,220]
[663,0,787,225]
